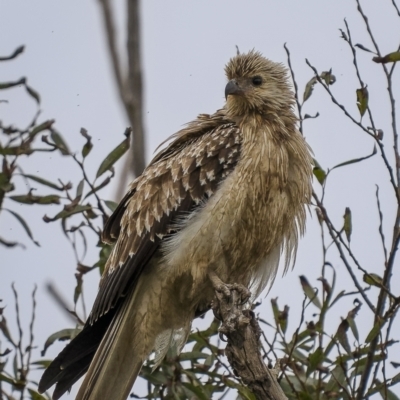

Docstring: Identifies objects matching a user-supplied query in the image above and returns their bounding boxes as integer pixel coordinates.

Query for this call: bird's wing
[39,112,243,399]
[89,113,242,325]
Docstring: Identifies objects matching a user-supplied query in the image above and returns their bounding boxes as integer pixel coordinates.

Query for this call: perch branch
[209,271,288,400]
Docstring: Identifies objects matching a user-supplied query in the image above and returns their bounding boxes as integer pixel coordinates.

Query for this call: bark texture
[210,272,287,400]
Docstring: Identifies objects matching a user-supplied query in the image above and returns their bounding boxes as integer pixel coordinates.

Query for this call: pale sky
[1,1,399,398]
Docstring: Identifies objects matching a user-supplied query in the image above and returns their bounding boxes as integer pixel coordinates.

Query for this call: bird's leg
[208,271,252,336]
[208,270,251,305]
[208,271,287,399]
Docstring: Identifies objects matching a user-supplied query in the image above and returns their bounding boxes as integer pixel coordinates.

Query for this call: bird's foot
[208,271,252,336]
[208,271,251,305]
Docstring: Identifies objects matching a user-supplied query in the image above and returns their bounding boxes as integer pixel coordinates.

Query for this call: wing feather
[39,112,243,398]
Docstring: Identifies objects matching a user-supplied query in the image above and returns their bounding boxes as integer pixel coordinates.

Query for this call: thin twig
[98,0,146,199]
[98,0,125,103]
[283,44,303,134]
[376,185,388,263]
[306,59,400,205]
[391,0,400,17]
[313,193,376,312]
[343,19,378,133]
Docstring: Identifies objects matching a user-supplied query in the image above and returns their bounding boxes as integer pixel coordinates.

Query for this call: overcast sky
[1,1,399,398]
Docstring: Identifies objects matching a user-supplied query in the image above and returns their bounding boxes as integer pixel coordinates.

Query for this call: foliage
[1,1,400,399]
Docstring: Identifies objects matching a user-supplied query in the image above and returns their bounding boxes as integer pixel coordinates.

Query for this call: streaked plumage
[39,50,313,400]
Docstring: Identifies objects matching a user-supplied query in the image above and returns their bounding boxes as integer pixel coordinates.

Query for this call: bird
[39,50,313,400]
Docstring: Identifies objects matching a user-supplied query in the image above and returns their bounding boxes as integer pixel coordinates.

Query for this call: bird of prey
[39,50,313,400]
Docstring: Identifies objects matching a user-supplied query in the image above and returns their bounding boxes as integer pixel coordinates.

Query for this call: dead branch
[98,0,146,199]
[209,271,288,400]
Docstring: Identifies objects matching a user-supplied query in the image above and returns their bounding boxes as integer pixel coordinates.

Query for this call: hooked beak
[225,79,243,100]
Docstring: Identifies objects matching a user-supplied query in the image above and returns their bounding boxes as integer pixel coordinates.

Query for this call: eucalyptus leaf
[343,207,352,242]
[300,276,321,309]
[43,204,92,222]
[3,208,40,246]
[50,130,70,155]
[303,77,318,103]
[22,174,64,191]
[356,86,369,117]
[41,328,80,356]
[373,51,400,64]
[96,132,131,178]
[331,146,376,171]
[25,83,41,105]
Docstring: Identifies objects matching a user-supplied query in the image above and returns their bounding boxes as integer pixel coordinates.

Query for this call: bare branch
[126,0,146,178]
[284,44,303,134]
[98,0,125,102]
[306,59,400,205]
[98,0,146,199]
[209,271,287,400]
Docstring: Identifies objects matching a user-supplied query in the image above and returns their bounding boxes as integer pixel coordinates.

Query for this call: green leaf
[278,305,289,334]
[300,276,321,309]
[0,372,16,385]
[377,382,400,400]
[373,51,400,64]
[50,130,70,155]
[84,176,111,199]
[0,173,13,192]
[104,200,118,212]
[325,364,347,393]
[392,372,400,384]
[30,360,52,369]
[306,347,324,376]
[270,298,280,328]
[181,382,210,400]
[0,45,25,61]
[336,319,351,354]
[3,208,40,246]
[355,43,375,54]
[81,128,93,158]
[25,83,40,105]
[0,77,25,90]
[29,120,55,139]
[320,69,336,85]
[41,328,80,356]
[312,159,326,185]
[343,207,352,242]
[96,133,131,178]
[28,389,47,400]
[303,77,317,103]
[347,301,361,342]
[365,320,383,343]
[9,194,60,205]
[363,273,383,287]
[74,274,83,305]
[22,174,64,191]
[0,143,33,156]
[43,204,92,222]
[76,179,84,200]
[330,145,376,171]
[356,86,369,117]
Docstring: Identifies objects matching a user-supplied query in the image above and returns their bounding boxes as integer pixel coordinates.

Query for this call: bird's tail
[75,276,158,400]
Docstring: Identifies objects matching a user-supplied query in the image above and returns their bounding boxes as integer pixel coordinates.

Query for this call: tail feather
[52,354,92,400]
[76,277,155,400]
[38,310,115,398]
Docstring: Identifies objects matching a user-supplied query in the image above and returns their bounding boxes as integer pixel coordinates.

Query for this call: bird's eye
[252,76,262,86]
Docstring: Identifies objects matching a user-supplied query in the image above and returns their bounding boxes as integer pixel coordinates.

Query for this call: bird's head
[224,50,294,119]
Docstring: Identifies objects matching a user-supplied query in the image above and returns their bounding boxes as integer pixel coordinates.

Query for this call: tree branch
[126,0,146,178]
[209,271,287,400]
[98,0,146,199]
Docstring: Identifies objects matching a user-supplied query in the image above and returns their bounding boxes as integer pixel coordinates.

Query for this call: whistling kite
[39,50,313,400]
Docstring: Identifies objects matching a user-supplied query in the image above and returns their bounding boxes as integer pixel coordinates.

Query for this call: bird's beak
[225,80,243,100]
